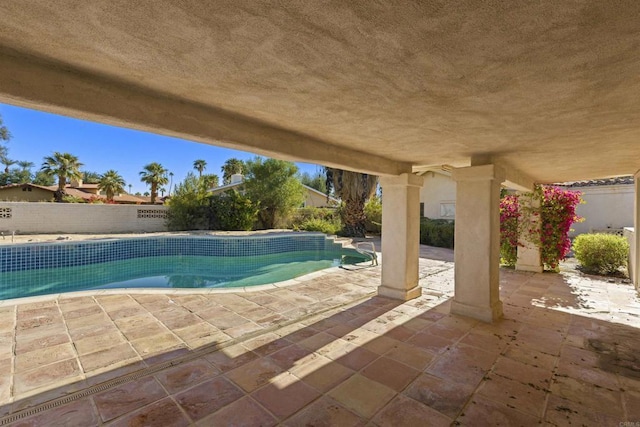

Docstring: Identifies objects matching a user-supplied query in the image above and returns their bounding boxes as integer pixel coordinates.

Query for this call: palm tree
[202,173,219,189]
[0,156,16,174]
[193,159,207,178]
[139,162,169,203]
[221,158,245,184]
[169,172,174,196]
[40,152,83,202]
[325,168,378,237]
[98,170,126,202]
[17,160,34,171]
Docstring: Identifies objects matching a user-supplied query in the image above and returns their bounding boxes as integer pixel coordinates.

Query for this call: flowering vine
[499,185,583,271]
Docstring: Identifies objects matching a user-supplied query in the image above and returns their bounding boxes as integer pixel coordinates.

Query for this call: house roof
[209,180,339,204]
[0,183,152,204]
[555,176,634,188]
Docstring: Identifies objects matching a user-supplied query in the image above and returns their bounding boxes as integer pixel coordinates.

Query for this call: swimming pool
[0,233,370,300]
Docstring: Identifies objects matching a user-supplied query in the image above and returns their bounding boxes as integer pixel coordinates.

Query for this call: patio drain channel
[0,290,376,425]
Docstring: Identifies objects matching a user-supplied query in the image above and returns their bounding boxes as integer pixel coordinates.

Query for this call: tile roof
[555,176,634,188]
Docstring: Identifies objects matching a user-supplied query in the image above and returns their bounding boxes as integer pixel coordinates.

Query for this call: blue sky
[0,103,322,194]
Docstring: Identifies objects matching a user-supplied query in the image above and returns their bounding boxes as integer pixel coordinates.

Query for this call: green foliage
[139,162,169,204]
[81,171,101,184]
[98,170,126,201]
[420,218,455,249]
[299,171,327,194]
[33,170,55,186]
[296,218,341,235]
[202,174,219,189]
[364,196,382,234]
[243,157,305,229]
[572,233,629,275]
[193,159,207,177]
[221,158,245,184]
[289,207,341,234]
[61,194,85,203]
[0,114,10,142]
[0,168,32,186]
[166,173,210,230]
[41,152,83,202]
[210,190,259,231]
[325,168,378,237]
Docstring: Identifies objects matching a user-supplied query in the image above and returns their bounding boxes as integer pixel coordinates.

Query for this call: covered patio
[0,244,638,425]
[1,1,640,425]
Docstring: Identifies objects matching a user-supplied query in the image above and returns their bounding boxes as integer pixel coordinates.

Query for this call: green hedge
[572,233,629,275]
[420,218,454,249]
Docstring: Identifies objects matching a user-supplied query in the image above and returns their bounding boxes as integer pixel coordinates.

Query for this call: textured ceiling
[1,1,640,182]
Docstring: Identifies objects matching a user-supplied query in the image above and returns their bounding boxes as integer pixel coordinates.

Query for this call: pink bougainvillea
[499,185,582,270]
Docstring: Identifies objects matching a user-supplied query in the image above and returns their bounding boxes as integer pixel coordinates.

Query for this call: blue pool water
[0,234,369,300]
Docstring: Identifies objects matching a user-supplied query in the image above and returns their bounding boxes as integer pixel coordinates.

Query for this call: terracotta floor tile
[120,322,169,342]
[196,396,276,427]
[74,330,125,356]
[267,343,311,369]
[383,342,434,370]
[404,373,475,419]
[502,344,558,371]
[407,332,455,354]
[174,376,245,422]
[79,342,139,372]
[328,374,396,418]
[292,356,354,392]
[373,394,452,427]
[105,397,190,427]
[226,357,284,392]
[284,396,363,427]
[205,344,259,372]
[297,332,338,352]
[14,342,76,372]
[130,332,183,356]
[242,333,293,356]
[62,305,105,320]
[556,359,620,390]
[543,394,620,426]
[459,330,509,354]
[252,379,321,419]
[93,376,167,422]
[549,375,623,417]
[492,356,552,389]
[15,330,70,354]
[14,398,100,427]
[13,358,82,395]
[361,356,419,391]
[67,322,120,341]
[359,335,402,355]
[515,324,565,356]
[333,346,379,371]
[224,321,265,338]
[477,374,547,417]
[426,344,497,386]
[457,395,541,426]
[154,359,219,394]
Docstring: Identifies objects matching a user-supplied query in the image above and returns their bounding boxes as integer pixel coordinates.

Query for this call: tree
[40,152,83,202]
[325,168,378,237]
[221,158,245,184]
[166,172,210,230]
[98,170,126,202]
[82,171,101,184]
[193,159,207,178]
[0,156,16,174]
[202,173,219,189]
[243,157,305,229]
[18,161,34,172]
[0,114,10,143]
[33,170,55,186]
[139,162,168,204]
[299,171,327,194]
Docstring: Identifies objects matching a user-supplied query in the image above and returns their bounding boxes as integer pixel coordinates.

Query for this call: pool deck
[1,241,639,425]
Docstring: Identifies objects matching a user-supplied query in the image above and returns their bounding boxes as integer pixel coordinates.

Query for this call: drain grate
[0,291,375,425]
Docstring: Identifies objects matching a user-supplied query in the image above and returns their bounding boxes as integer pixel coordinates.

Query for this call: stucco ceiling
[1,1,639,183]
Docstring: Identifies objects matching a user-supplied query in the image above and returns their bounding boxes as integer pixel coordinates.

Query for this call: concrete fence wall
[0,202,169,234]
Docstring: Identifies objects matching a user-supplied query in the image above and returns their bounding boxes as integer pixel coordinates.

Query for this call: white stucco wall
[570,184,634,235]
[0,202,168,234]
[419,171,456,219]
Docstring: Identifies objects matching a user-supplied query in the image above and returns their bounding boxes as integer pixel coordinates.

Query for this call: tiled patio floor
[1,245,639,426]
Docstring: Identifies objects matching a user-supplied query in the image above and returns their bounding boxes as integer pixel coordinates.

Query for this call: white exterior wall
[0,202,168,234]
[571,185,634,235]
[419,172,456,219]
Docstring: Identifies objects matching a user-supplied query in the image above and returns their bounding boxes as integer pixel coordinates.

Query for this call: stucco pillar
[451,164,505,322]
[633,171,640,288]
[515,192,543,273]
[378,173,423,300]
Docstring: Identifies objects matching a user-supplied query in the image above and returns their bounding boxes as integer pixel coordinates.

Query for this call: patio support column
[378,173,423,300]
[451,164,505,322]
[516,192,543,273]
[633,170,640,288]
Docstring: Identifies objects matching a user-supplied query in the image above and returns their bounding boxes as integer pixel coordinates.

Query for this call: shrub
[364,196,382,234]
[420,218,454,249]
[572,233,629,275]
[166,173,210,230]
[296,217,341,235]
[210,190,259,231]
[500,194,519,266]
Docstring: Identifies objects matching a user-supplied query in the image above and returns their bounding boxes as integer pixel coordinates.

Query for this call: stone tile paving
[0,248,639,426]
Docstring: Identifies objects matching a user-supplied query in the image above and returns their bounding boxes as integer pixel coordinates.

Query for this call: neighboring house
[556,176,634,236]
[0,179,150,204]
[209,174,339,208]
[416,168,456,220]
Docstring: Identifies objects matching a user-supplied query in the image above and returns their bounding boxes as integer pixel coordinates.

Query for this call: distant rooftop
[555,176,634,188]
